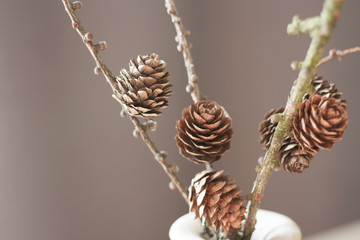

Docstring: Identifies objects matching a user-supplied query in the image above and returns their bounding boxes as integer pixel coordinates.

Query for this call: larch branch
[62,0,189,204]
[164,0,214,173]
[243,0,344,239]
[165,0,201,103]
[317,46,360,67]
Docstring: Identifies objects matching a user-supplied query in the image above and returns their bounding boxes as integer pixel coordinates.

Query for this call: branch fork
[287,15,320,36]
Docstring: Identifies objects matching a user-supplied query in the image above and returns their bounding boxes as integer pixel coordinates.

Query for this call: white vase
[169,209,301,240]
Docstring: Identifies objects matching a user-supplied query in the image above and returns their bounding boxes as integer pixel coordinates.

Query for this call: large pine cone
[115,54,172,118]
[278,137,313,173]
[176,100,233,164]
[189,170,246,233]
[259,107,284,150]
[311,74,346,108]
[292,94,348,154]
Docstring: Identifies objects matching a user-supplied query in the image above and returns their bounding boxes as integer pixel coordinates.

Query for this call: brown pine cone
[292,94,348,154]
[278,137,313,173]
[175,100,233,164]
[311,74,347,108]
[259,107,284,150]
[188,170,246,233]
[115,54,172,118]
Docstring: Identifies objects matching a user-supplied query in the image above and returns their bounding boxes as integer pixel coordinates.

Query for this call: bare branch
[62,0,189,204]
[164,0,214,173]
[317,46,360,67]
[62,0,116,90]
[165,0,201,103]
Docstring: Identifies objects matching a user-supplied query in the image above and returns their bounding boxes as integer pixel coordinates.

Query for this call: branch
[62,0,189,204]
[62,1,116,90]
[243,0,344,239]
[165,0,214,172]
[165,0,201,103]
[287,15,320,36]
[317,47,360,67]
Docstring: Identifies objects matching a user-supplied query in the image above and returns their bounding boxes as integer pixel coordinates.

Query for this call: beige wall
[0,1,359,239]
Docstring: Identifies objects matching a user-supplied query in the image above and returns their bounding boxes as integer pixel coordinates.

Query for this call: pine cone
[259,108,313,173]
[292,94,348,154]
[278,137,313,173]
[188,170,246,233]
[259,107,284,150]
[176,100,233,164]
[115,54,172,118]
[311,74,347,108]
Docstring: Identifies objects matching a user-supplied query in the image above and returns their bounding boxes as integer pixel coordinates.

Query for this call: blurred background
[0,0,359,239]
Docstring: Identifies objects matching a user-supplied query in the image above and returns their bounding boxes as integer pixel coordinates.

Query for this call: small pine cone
[278,137,313,173]
[311,74,347,108]
[115,54,172,118]
[292,94,348,154]
[175,100,233,164]
[259,107,284,150]
[188,170,246,233]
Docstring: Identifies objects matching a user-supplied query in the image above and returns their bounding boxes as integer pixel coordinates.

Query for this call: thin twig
[165,0,214,172]
[243,0,344,239]
[62,0,189,204]
[317,46,360,67]
[165,0,201,103]
[62,0,116,90]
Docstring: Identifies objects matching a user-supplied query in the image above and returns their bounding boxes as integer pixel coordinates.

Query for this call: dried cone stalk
[259,107,285,150]
[311,74,347,108]
[115,54,172,118]
[293,94,348,154]
[278,137,313,173]
[188,170,246,233]
[176,100,233,164]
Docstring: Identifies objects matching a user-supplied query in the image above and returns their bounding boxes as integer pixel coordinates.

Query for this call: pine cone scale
[191,140,214,150]
[200,112,216,122]
[183,145,204,157]
[203,121,221,130]
[138,64,155,75]
[184,128,205,142]
[193,170,214,182]
[191,121,211,134]
[155,65,166,72]
[208,181,227,194]
[212,121,231,134]
[201,145,223,155]
[140,76,157,85]
[193,111,207,125]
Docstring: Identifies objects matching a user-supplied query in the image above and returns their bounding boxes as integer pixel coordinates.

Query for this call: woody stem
[243,1,343,239]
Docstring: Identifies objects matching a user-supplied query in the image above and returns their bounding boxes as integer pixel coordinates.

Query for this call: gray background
[0,0,359,239]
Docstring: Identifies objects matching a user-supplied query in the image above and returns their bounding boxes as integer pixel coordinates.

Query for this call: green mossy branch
[287,15,320,36]
[243,1,343,239]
